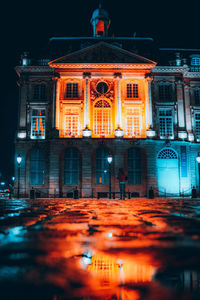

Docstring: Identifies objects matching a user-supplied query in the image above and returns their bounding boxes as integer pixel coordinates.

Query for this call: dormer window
[66,83,78,98]
[33,84,46,100]
[31,109,46,139]
[127,83,139,99]
[190,55,200,72]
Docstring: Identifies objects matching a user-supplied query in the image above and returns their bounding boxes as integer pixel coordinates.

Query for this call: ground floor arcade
[14,139,200,198]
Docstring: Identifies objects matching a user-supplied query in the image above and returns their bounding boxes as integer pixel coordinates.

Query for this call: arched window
[127,148,142,185]
[30,148,45,185]
[157,148,177,159]
[94,100,112,137]
[96,148,110,184]
[64,148,79,185]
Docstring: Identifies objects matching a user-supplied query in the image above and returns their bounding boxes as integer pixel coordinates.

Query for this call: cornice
[49,63,156,70]
[183,71,200,78]
[15,65,54,74]
[153,66,188,73]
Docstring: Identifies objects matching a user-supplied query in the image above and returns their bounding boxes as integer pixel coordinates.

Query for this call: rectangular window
[33,84,46,100]
[195,113,200,139]
[127,83,139,98]
[66,83,78,98]
[125,107,141,137]
[158,84,172,101]
[64,109,80,137]
[31,110,45,139]
[194,89,200,105]
[159,109,173,138]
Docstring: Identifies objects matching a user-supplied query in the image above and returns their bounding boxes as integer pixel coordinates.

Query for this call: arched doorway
[157,148,180,196]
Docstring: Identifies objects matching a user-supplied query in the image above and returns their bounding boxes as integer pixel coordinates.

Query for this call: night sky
[0,0,199,182]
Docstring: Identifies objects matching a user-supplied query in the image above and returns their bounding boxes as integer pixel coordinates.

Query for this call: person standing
[117,168,127,200]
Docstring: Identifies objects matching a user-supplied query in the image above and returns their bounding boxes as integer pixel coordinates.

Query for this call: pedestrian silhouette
[117,168,127,200]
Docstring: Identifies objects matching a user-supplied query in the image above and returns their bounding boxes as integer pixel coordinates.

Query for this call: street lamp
[107,154,113,199]
[17,154,22,199]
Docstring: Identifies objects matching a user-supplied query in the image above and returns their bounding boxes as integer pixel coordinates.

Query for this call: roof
[49,41,156,65]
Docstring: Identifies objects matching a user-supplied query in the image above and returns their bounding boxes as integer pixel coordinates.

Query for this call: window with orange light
[66,83,78,98]
[64,108,80,137]
[94,100,112,137]
[96,20,105,36]
[127,83,139,98]
[31,110,45,139]
[125,107,141,137]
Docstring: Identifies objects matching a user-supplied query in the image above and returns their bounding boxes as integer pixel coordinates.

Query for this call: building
[15,5,200,198]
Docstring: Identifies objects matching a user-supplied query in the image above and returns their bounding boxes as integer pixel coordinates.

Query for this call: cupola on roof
[91,3,110,20]
[90,4,111,37]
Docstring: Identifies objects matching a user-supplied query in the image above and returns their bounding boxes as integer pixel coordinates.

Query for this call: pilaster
[184,83,194,140]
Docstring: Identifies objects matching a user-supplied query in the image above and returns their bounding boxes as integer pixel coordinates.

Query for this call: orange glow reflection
[86,252,155,285]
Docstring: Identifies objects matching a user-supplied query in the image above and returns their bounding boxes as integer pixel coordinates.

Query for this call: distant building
[15,5,200,198]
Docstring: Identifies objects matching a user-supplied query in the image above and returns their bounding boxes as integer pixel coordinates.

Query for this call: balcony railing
[190,66,200,72]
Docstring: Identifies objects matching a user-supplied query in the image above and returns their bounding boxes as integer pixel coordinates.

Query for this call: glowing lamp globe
[17,155,22,165]
[196,156,200,163]
[107,155,113,164]
[82,126,92,137]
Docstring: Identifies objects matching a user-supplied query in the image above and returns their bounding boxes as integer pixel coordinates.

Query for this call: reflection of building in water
[87,255,155,284]
[87,255,120,285]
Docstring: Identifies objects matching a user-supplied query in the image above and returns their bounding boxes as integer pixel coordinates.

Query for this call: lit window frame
[30,109,46,140]
[124,107,142,138]
[126,83,139,99]
[93,99,112,137]
[158,108,174,139]
[65,82,79,99]
[64,108,81,138]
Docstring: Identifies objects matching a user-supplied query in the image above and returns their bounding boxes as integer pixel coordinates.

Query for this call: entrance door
[157,148,179,196]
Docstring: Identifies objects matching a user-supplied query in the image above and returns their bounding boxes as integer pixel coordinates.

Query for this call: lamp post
[17,154,22,199]
[107,154,113,199]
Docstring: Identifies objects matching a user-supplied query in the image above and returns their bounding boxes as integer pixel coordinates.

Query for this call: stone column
[48,142,61,197]
[176,80,187,139]
[114,73,123,138]
[114,73,122,128]
[146,75,156,138]
[17,76,28,139]
[55,79,61,129]
[52,77,58,128]
[184,83,194,141]
[147,77,153,128]
[83,73,91,128]
[177,81,185,128]
[82,73,92,137]
[81,141,93,197]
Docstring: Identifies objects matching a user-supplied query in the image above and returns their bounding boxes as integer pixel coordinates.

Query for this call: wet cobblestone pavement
[1,198,200,300]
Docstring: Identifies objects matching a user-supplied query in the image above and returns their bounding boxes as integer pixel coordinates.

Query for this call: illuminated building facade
[15,5,200,198]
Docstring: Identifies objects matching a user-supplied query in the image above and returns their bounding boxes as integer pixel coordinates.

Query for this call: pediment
[49,41,156,66]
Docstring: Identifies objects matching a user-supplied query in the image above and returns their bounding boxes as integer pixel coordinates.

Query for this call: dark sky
[0,0,199,182]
